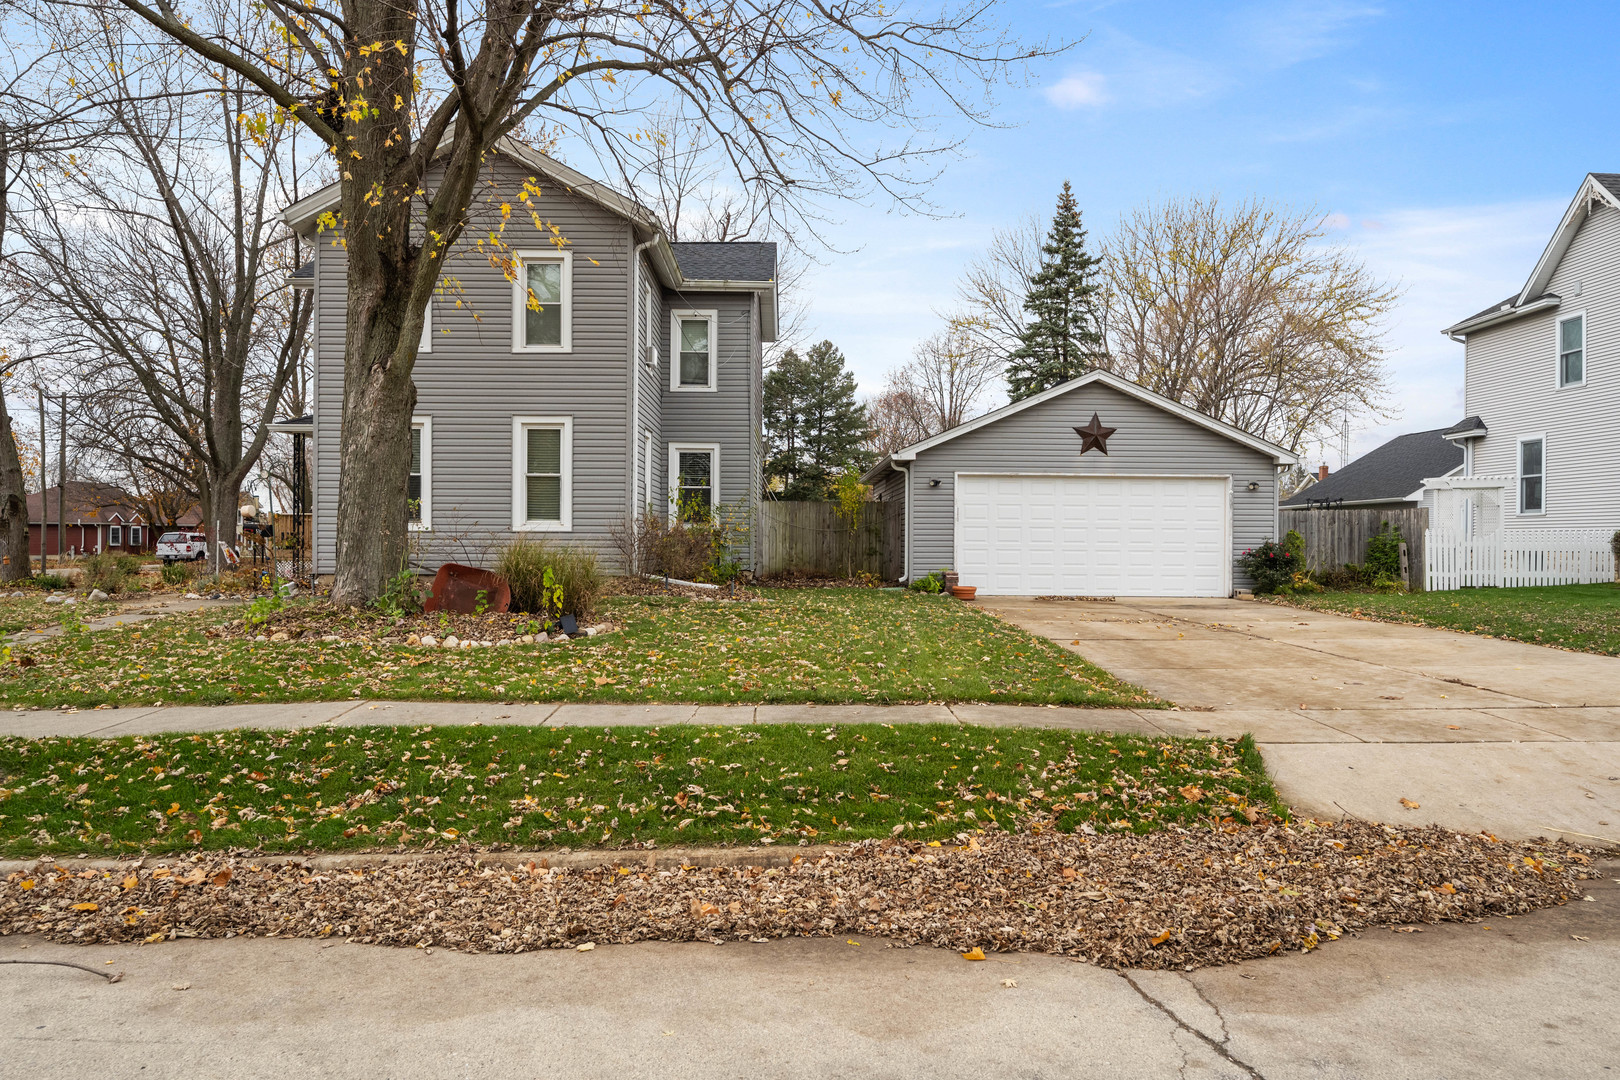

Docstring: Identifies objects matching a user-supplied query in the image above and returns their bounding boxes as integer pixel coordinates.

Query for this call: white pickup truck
[156,531,209,564]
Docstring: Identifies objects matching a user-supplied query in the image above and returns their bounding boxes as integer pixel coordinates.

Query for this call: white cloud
[1237,0,1384,68]
[1044,72,1111,109]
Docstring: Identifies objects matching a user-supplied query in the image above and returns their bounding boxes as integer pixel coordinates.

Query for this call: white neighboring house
[1425,172,1620,588]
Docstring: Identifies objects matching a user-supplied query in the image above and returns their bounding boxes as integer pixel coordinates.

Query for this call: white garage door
[955,475,1230,597]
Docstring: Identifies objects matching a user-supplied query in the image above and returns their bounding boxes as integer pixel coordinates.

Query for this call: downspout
[628,236,657,538]
[895,462,912,584]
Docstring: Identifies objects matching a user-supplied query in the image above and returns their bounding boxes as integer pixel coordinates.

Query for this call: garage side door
[955,475,1229,596]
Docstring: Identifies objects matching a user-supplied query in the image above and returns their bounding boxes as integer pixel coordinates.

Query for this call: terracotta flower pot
[949,585,977,600]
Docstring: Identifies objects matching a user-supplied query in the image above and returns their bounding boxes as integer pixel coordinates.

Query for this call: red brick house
[27,482,200,557]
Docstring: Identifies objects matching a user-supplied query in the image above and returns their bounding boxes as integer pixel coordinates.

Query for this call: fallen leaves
[961,947,986,961]
[1400,798,1421,810]
[0,821,1596,971]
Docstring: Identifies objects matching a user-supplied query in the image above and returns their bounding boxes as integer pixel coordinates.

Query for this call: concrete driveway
[980,596,1620,847]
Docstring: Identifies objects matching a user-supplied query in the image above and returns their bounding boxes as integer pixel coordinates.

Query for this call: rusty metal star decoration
[1074,413,1116,455]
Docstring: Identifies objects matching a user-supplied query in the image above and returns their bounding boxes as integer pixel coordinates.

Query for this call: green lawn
[0,723,1279,857]
[1274,582,1620,654]
[0,589,1159,708]
[0,595,116,636]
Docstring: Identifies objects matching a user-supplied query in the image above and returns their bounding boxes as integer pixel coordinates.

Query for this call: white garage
[863,371,1297,597]
[955,474,1230,596]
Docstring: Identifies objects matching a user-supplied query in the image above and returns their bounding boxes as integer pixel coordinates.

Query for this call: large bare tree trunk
[0,384,31,582]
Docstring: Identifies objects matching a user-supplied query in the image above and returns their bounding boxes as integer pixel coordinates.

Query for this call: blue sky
[798,0,1620,465]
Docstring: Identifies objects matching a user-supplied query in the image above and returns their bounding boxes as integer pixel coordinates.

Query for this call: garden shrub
[1314,563,1368,590]
[160,561,193,586]
[909,569,946,594]
[1285,570,1323,594]
[1365,521,1405,579]
[1237,539,1301,594]
[33,573,69,590]
[81,553,127,594]
[115,554,146,575]
[497,538,603,621]
[1283,529,1305,564]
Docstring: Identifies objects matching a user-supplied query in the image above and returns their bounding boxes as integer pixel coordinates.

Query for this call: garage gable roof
[884,370,1298,466]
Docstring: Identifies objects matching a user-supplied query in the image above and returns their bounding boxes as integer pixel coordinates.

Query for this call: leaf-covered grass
[0,595,117,636]
[0,588,1159,708]
[1273,582,1620,655]
[0,723,1282,857]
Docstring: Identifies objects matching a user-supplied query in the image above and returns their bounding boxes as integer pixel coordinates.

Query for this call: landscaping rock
[254,634,268,642]
[183,592,201,600]
[419,635,438,648]
[405,634,421,646]
[44,595,63,605]
[88,588,109,602]
[441,635,460,649]
[269,631,290,642]
[62,598,77,606]
[518,635,534,644]
[581,626,599,637]
[9,591,23,598]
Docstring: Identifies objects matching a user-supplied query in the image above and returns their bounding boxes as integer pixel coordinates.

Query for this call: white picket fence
[1425,528,1615,591]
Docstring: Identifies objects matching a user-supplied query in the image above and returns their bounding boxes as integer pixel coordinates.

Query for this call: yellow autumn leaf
[961,947,986,961]
[122,875,138,890]
[19,879,34,890]
[1400,798,1421,810]
[1150,930,1172,946]
[72,902,99,911]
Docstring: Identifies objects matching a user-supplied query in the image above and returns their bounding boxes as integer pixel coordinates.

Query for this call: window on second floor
[1557,313,1584,387]
[1519,436,1544,514]
[671,310,717,391]
[512,252,573,352]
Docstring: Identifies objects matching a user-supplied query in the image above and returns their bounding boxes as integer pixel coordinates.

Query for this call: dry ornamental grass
[0,821,1597,970]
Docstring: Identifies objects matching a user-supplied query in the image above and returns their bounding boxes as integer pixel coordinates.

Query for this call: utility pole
[36,387,46,574]
[57,393,66,561]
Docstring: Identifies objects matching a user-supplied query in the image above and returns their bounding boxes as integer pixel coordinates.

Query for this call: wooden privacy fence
[1279,506,1428,590]
[1425,528,1615,591]
[756,499,903,580]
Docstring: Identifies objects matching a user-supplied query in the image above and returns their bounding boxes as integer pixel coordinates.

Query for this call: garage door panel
[955,475,1228,597]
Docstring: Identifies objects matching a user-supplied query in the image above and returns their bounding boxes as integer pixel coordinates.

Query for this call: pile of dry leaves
[1,821,1598,969]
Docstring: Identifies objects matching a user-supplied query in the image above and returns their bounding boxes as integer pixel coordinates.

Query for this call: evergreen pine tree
[1005,181,1105,401]
[763,340,873,499]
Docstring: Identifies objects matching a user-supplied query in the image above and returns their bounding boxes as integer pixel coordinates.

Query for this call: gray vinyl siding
[311,154,764,576]
[1463,201,1620,528]
[659,289,758,567]
[315,156,637,572]
[902,383,1278,591]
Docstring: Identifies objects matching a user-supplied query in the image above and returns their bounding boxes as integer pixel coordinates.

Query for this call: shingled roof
[1282,428,1463,507]
[669,242,776,282]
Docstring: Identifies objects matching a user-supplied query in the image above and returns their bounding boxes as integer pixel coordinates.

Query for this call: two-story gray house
[283,140,775,577]
[1433,172,1620,541]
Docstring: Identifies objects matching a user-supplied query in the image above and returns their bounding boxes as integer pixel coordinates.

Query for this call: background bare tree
[1102,195,1398,453]
[867,322,1003,456]
[950,214,1044,360]
[109,0,1059,603]
[13,12,311,572]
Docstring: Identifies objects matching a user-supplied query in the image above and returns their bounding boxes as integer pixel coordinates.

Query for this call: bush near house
[497,539,604,621]
[1238,539,1301,594]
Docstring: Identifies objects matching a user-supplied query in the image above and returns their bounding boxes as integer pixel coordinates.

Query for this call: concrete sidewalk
[3,864,1615,1079]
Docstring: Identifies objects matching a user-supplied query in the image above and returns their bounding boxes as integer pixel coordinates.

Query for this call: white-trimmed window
[409,416,432,530]
[1557,312,1584,387]
[513,417,573,530]
[670,309,717,391]
[128,525,142,548]
[511,250,573,352]
[668,443,719,521]
[109,525,122,547]
[1518,435,1545,514]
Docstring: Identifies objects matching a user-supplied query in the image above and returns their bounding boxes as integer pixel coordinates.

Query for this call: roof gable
[1443,173,1620,337]
[881,371,1297,466]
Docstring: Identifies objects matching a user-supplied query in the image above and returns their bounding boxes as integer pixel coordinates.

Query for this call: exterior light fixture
[929,478,942,487]
[1246,481,1260,492]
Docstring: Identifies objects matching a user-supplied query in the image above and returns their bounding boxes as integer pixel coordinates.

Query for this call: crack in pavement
[1121,971,1264,1080]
